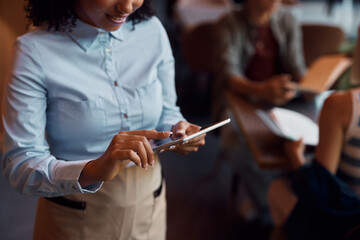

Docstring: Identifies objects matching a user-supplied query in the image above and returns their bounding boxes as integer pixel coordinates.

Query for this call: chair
[0,18,17,135]
[350,25,360,85]
[178,21,225,117]
[0,0,27,135]
[180,21,223,73]
[301,23,345,67]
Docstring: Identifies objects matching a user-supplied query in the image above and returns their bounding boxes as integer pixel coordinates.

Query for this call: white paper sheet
[256,107,319,146]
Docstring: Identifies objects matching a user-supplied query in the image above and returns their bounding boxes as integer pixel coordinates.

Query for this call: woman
[267,26,360,239]
[1,0,205,239]
[213,0,306,222]
[267,88,360,239]
[216,0,306,106]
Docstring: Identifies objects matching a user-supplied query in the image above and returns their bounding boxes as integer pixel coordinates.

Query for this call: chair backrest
[0,18,17,134]
[0,0,27,135]
[302,23,345,67]
[350,25,360,85]
[0,19,15,79]
[180,22,223,73]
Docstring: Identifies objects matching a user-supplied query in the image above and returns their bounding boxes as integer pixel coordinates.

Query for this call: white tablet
[152,118,231,153]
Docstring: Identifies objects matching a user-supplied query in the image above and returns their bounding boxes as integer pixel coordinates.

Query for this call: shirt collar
[68,19,124,51]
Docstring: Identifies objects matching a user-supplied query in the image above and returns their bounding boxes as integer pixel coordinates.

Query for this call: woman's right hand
[79,130,171,187]
[261,74,297,105]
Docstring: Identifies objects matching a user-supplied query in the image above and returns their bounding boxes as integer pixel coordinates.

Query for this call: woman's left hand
[170,121,206,155]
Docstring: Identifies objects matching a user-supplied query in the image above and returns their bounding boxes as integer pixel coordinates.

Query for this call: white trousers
[33,160,166,240]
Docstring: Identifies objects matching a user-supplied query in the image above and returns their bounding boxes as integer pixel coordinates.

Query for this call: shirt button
[106,48,111,53]
[124,113,128,119]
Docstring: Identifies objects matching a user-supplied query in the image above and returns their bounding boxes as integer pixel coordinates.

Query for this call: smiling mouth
[106,14,128,24]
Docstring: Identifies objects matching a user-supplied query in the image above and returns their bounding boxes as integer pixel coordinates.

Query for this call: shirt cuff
[53,159,103,194]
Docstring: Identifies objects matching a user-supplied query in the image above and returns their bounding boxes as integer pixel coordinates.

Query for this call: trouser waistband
[45,171,164,210]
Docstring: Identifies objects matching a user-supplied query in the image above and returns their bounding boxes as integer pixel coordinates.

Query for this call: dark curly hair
[24,0,155,32]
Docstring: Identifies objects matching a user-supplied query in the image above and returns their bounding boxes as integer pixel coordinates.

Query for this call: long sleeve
[216,12,246,79]
[1,38,102,197]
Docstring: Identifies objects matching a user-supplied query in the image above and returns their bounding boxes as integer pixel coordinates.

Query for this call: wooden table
[225,90,331,169]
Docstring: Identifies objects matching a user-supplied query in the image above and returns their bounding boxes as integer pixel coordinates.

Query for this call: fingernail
[169,145,176,150]
[183,141,189,144]
[151,160,155,167]
[144,163,148,170]
[139,162,142,168]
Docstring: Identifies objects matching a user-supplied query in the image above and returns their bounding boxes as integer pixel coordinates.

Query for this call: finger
[183,134,206,146]
[113,138,151,169]
[186,124,201,136]
[283,90,296,99]
[283,81,296,90]
[280,84,296,95]
[279,74,292,82]
[186,141,206,150]
[174,136,206,152]
[120,135,154,168]
[113,134,156,167]
[113,148,142,168]
[125,150,141,168]
[132,140,149,169]
[161,144,178,153]
[172,121,188,138]
[170,145,200,155]
[119,130,171,140]
[176,122,201,137]
[139,136,156,168]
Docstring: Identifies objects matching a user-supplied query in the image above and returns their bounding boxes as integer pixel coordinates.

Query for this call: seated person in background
[216,0,306,106]
[267,87,360,239]
[213,0,306,223]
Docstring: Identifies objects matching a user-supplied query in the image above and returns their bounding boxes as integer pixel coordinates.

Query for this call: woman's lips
[106,14,127,24]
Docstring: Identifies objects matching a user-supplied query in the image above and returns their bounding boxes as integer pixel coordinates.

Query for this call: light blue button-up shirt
[1,17,185,197]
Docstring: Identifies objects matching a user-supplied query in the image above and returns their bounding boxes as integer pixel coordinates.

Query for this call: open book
[297,54,352,94]
[256,107,319,146]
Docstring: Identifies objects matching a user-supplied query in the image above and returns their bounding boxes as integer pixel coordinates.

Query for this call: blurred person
[213,0,306,223]
[217,0,305,107]
[267,87,360,239]
[268,26,360,239]
[1,0,206,239]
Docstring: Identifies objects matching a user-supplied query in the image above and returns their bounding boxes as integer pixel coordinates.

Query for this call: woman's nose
[115,0,142,14]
